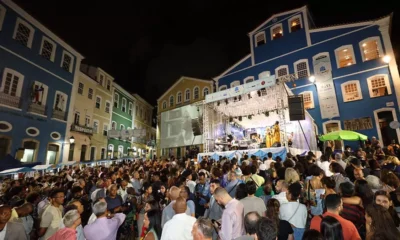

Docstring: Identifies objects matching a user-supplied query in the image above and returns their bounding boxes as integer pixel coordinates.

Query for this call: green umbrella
[319,130,368,141]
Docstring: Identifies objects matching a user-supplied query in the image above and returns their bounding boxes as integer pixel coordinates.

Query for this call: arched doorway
[374,108,400,146]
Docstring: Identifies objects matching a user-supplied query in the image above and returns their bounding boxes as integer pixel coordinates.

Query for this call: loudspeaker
[191,119,202,136]
[288,95,305,121]
[272,142,281,147]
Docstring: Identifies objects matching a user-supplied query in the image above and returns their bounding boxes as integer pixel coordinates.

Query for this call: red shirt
[48,228,77,240]
[310,212,361,240]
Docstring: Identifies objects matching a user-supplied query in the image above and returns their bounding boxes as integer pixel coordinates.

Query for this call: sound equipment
[288,95,305,121]
[272,142,281,147]
[191,119,202,136]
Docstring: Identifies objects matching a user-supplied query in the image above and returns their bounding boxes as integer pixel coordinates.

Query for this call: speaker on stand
[288,95,305,121]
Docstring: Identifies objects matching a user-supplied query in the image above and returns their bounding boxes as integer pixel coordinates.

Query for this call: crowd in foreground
[1,138,400,240]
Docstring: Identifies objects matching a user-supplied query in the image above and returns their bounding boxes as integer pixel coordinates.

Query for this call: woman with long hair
[142,209,162,240]
[365,204,400,240]
[138,182,154,237]
[354,179,374,208]
[320,216,344,240]
[265,198,294,240]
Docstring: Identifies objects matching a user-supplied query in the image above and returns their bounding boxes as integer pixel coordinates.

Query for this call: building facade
[132,94,154,158]
[214,6,400,149]
[0,0,83,164]
[156,76,213,158]
[109,83,134,158]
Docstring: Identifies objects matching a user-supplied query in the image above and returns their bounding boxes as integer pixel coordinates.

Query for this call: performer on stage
[272,121,281,146]
[265,127,273,148]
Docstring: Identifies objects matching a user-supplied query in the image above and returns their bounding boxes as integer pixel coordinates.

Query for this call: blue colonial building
[0,0,83,164]
[214,6,400,149]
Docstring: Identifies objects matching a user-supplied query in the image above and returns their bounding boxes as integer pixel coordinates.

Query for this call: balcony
[0,92,21,108]
[52,109,67,121]
[71,124,93,135]
[28,102,46,115]
[132,137,146,144]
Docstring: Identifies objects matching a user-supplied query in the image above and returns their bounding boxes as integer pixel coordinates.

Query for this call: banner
[205,75,276,103]
[313,55,340,119]
[107,128,146,139]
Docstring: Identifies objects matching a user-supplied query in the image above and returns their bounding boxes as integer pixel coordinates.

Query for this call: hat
[259,164,267,171]
[234,168,243,176]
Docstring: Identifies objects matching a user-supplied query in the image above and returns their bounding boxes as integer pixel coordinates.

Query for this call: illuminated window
[335,45,356,68]
[185,89,190,101]
[177,91,182,104]
[271,23,283,40]
[341,80,362,102]
[289,15,302,32]
[219,85,227,91]
[359,37,383,62]
[367,74,391,98]
[299,91,314,109]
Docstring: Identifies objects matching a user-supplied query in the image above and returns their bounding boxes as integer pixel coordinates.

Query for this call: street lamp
[309,75,316,83]
[69,136,75,144]
[383,55,391,64]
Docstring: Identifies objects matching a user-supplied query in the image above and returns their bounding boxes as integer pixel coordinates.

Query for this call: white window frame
[13,18,35,48]
[118,145,124,158]
[121,98,127,112]
[359,36,384,62]
[53,91,67,112]
[162,101,167,110]
[334,45,356,69]
[169,95,174,107]
[275,65,289,78]
[323,120,342,134]
[341,80,363,102]
[85,115,90,127]
[88,88,93,99]
[244,76,254,83]
[108,144,114,158]
[203,87,210,97]
[95,95,102,109]
[230,81,240,88]
[0,4,6,31]
[367,74,392,98]
[39,36,57,62]
[299,91,315,109]
[258,71,270,80]
[184,89,191,102]
[78,82,84,95]
[255,31,266,47]
[128,102,133,115]
[193,86,200,100]
[219,85,227,91]
[176,91,182,104]
[293,59,310,79]
[93,119,99,134]
[114,93,119,108]
[111,121,117,130]
[270,23,283,40]
[105,100,111,113]
[0,68,25,99]
[288,14,303,33]
[31,81,48,105]
[60,50,74,73]
[120,124,125,130]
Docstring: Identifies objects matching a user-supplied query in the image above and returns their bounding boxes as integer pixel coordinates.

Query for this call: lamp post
[69,136,75,144]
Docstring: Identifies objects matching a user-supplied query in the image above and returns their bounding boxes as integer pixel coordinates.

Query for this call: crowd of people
[1,138,400,240]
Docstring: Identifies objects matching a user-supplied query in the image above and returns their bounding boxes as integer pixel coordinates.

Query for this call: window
[39,36,56,61]
[255,32,266,46]
[162,101,167,109]
[367,74,391,98]
[136,105,139,116]
[203,87,210,97]
[95,96,101,109]
[85,115,90,126]
[299,91,315,109]
[53,91,67,112]
[74,112,80,125]
[341,80,362,102]
[78,82,84,95]
[114,93,119,108]
[271,23,283,40]
[293,60,309,79]
[288,15,302,33]
[21,140,39,162]
[122,98,127,112]
[258,72,270,80]
[0,68,24,98]
[107,80,111,90]
[13,18,35,48]
[128,102,133,115]
[359,37,383,62]
[219,85,227,91]
[99,74,104,86]
[93,120,99,133]
[194,87,199,99]
[88,88,93,99]
[30,81,48,107]
[176,91,182,104]
[185,89,190,102]
[140,107,143,118]
[275,65,289,78]
[0,4,6,31]
[230,81,240,88]
[335,45,356,68]
[244,76,254,83]
[169,95,174,107]
[120,124,125,130]
[61,51,74,73]
[111,121,116,130]
[105,101,111,113]
[103,124,108,136]
[26,127,39,137]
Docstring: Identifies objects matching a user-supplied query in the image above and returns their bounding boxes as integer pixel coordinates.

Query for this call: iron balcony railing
[28,102,46,115]
[52,109,67,121]
[0,92,21,108]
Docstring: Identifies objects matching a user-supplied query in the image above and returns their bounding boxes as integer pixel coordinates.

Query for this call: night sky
[14,0,400,105]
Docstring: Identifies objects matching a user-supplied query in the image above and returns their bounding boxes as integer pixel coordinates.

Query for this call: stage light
[309,75,315,83]
[257,90,261,97]
[234,97,237,101]
[239,116,242,121]
[217,101,220,106]
[238,95,242,101]
[229,117,233,122]
[248,115,252,120]
[265,112,269,117]
[225,99,228,105]
[248,93,251,99]
[383,55,391,63]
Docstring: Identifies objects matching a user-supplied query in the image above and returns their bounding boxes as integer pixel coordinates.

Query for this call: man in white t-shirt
[39,189,65,240]
[263,152,275,170]
[272,180,288,205]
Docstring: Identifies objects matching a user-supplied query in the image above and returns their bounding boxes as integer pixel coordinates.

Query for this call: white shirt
[271,192,288,205]
[186,180,196,193]
[118,187,128,203]
[0,223,7,240]
[320,161,333,177]
[161,213,196,240]
[264,159,276,170]
[279,202,307,228]
[87,213,97,225]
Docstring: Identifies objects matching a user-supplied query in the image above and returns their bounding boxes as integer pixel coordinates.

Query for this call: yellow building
[156,76,213,158]
[132,94,154,158]
[79,64,114,161]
